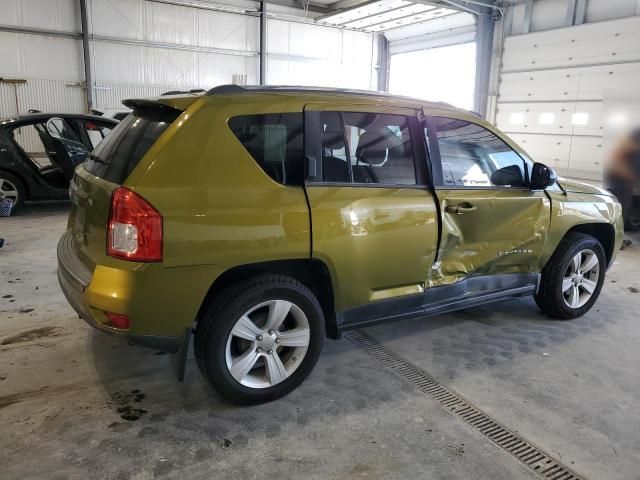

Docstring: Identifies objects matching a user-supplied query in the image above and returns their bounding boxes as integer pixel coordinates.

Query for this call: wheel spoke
[231,315,262,341]
[562,276,574,293]
[278,327,310,347]
[568,285,581,308]
[581,253,598,272]
[581,278,597,294]
[266,300,291,331]
[570,253,581,274]
[229,348,260,382]
[265,351,288,385]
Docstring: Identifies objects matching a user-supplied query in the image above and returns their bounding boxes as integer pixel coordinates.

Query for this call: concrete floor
[1,203,639,480]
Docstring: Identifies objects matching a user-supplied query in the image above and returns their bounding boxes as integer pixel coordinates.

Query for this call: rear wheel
[0,171,25,213]
[195,274,325,404]
[535,232,606,319]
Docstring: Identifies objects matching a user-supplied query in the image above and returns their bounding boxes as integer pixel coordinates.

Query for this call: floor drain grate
[346,329,587,480]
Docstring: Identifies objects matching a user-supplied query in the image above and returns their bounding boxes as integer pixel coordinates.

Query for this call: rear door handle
[445,203,478,214]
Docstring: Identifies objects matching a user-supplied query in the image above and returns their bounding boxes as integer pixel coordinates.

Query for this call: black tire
[194,274,325,404]
[535,232,606,319]
[0,171,25,213]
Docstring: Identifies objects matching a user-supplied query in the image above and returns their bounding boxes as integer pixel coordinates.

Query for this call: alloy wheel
[562,248,599,309]
[225,299,311,389]
[0,178,19,206]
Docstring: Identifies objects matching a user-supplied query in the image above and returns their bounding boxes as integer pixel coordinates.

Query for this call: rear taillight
[107,187,162,262]
[105,312,131,330]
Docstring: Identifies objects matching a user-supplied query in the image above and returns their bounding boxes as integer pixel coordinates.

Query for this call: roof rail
[161,88,205,96]
[203,84,459,111]
[206,84,247,95]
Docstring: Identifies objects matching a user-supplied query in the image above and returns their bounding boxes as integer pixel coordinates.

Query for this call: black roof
[205,84,459,111]
[0,112,119,127]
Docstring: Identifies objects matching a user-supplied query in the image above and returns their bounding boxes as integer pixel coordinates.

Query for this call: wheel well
[566,223,615,266]
[198,259,338,338]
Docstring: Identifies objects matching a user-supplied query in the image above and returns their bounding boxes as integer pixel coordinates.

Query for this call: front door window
[428,117,531,188]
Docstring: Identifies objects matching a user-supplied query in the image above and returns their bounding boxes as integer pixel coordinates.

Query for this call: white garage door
[494,15,640,182]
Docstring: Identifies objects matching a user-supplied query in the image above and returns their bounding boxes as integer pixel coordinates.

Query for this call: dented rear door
[425,114,551,287]
[304,103,439,314]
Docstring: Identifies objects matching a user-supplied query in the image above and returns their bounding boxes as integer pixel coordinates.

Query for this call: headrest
[356,130,403,164]
[322,131,346,150]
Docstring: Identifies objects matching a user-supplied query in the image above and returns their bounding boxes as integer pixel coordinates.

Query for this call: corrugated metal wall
[1,0,375,117]
[88,0,260,109]
[267,19,374,89]
[494,15,640,181]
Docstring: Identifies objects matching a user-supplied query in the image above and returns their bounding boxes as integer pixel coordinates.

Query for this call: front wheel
[195,275,325,404]
[535,232,606,319]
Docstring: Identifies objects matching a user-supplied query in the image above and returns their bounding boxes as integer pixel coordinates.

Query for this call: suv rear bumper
[57,230,181,353]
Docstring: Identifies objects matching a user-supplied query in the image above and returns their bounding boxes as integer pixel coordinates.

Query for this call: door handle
[445,203,478,214]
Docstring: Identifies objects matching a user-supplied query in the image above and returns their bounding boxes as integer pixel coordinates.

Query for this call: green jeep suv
[58,85,623,404]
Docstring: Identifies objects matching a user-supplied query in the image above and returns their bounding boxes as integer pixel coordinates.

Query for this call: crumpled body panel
[429,189,551,287]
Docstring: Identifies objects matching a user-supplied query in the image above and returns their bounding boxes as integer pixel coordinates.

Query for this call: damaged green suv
[58,86,623,404]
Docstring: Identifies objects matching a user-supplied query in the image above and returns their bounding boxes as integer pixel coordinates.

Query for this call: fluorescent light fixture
[509,112,524,125]
[570,112,589,125]
[539,113,555,125]
[316,0,456,32]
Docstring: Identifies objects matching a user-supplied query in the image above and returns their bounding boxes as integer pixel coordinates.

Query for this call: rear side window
[84,108,179,183]
[228,113,304,185]
[311,111,418,186]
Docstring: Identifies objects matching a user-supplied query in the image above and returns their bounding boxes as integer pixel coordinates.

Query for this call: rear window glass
[228,113,304,185]
[84,108,179,183]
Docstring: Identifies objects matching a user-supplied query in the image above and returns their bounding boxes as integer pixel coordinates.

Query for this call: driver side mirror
[530,162,557,190]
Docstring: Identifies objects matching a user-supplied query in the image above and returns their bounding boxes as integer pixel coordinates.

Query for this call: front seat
[355,130,415,184]
[47,138,79,182]
[37,130,61,169]
[321,132,350,182]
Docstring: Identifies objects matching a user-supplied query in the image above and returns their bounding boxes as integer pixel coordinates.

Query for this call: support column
[79,0,93,111]
[522,0,533,34]
[474,9,495,118]
[259,0,267,85]
[376,34,389,92]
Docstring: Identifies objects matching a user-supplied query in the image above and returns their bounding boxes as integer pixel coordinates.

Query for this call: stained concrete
[0,202,638,479]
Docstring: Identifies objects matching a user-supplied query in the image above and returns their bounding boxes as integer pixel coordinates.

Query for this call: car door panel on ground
[425,113,551,287]
[303,104,439,320]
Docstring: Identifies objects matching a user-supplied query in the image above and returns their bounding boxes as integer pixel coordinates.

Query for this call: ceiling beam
[267,0,332,14]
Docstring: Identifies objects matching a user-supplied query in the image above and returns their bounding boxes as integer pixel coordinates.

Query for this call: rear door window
[11,123,50,168]
[84,108,179,183]
[343,112,417,185]
[228,113,304,185]
[309,111,418,186]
